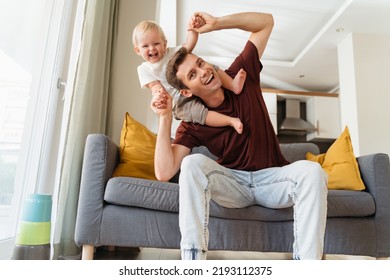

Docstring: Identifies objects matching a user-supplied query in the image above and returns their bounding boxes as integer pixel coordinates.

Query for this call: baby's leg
[205,111,243,134]
[230,117,243,134]
[231,68,247,95]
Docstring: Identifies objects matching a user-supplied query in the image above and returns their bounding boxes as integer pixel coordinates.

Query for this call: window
[0,0,76,259]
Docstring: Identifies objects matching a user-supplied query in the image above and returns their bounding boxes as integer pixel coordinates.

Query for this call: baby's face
[135,29,167,64]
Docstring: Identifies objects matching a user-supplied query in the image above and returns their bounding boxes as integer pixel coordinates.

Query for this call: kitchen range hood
[278,99,317,135]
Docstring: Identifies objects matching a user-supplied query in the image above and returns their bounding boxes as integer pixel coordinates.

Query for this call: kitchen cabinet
[263,92,278,134]
[306,96,341,140]
[261,89,340,139]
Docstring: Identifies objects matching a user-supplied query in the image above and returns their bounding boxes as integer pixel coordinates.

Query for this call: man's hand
[189,12,217,34]
[151,88,172,117]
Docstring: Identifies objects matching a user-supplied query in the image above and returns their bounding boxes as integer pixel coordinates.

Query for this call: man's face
[176,54,222,98]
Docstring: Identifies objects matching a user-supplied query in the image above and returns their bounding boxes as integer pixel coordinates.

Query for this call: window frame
[0,0,77,259]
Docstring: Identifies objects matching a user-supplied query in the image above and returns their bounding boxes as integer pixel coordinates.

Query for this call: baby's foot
[231,118,243,134]
[232,69,247,95]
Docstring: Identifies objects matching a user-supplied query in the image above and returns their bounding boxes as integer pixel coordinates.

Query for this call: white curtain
[51,0,118,259]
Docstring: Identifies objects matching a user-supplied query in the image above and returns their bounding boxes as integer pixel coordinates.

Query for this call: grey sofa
[74,134,390,260]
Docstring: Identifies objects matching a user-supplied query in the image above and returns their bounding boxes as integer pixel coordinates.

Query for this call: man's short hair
[166,47,190,90]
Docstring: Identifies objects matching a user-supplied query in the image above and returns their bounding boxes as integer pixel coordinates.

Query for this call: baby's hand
[151,90,172,117]
[189,12,216,34]
[193,15,206,29]
[188,15,206,31]
[152,88,168,109]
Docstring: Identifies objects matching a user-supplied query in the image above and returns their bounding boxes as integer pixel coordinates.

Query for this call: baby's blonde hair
[132,20,167,46]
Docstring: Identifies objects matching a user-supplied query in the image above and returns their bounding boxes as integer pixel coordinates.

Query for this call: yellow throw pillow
[306,152,325,165]
[113,112,157,180]
[306,126,365,190]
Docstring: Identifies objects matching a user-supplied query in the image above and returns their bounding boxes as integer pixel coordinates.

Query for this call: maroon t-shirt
[173,41,289,171]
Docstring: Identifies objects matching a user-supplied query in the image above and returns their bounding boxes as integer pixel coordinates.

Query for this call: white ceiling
[173,0,390,93]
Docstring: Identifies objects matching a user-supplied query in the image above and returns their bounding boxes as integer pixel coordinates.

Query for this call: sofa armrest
[357,153,390,257]
[74,134,119,246]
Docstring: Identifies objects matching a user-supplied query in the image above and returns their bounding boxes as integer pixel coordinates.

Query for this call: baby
[132,17,246,134]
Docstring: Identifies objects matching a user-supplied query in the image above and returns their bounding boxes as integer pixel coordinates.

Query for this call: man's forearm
[192,12,273,58]
[154,113,174,181]
[211,12,273,33]
[216,12,273,60]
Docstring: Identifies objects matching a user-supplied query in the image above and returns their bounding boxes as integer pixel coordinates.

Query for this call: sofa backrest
[192,143,320,163]
[280,143,319,162]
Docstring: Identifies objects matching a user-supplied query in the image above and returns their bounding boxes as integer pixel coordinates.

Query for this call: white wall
[107,0,158,144]
[338,33,390,156]
[108,3,390,157]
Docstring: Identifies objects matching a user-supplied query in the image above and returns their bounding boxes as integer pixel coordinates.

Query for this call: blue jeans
[178,154,328,260]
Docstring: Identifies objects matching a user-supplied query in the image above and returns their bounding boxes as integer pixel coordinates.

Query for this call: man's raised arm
[190,12,274,59]
[151,91,190,181]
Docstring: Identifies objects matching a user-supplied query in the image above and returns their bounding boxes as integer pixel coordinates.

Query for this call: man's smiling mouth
[205,73,214,85]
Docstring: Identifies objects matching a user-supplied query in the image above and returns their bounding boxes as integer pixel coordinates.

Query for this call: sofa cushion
[326,190,375,217]
[104,176,375,222]
[105,177,179,212]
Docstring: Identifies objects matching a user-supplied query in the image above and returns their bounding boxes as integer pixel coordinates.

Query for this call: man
[151,12,328,260]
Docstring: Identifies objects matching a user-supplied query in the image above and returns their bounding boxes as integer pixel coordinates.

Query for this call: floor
[93,246,379,260]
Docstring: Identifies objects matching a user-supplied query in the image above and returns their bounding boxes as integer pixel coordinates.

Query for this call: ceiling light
[336,27,344,32]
